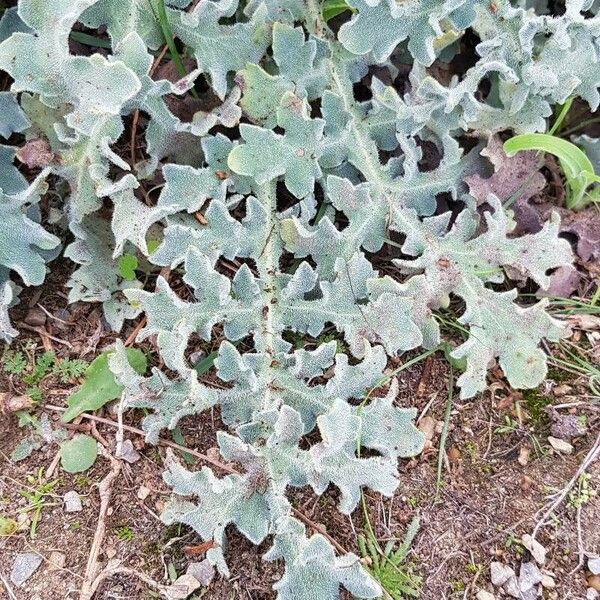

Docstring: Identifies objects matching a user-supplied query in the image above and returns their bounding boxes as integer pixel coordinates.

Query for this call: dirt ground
[1,282,599,600]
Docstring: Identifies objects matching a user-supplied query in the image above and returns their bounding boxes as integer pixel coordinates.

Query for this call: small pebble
[116,439,141,463]
[447,446,461,462]
[166,573,201,599]
[490,562,515,587]
[588,557,600,575]
[10,553,43,587]
[547,436,574,454]
[24,307,46,327]
[476,591,496,600]
[418,416,435,441]
[187,559,214,587]
[522,534,546,565]
[520,475,534,491]
[518,446,530,466]
[48,551,66,571]
[587,588,599,600]
[63,490,82,513]
[137,485,151,501]
[552,383,571,397]
[541,574,555,589]
[589,575,600,591]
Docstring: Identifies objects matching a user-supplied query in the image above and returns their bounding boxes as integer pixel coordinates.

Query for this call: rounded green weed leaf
[60,434,98,473]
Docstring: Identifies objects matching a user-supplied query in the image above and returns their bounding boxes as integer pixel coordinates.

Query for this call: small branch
[125,316,147,347]
[532,433,600,539]
[16,322,73,349]
[130,45,169,169]
[88,565,170,599]
[79,449,122,600]
[415,354,434,399]
[44,404,237,475]
[569,504,585,575]
[290,507,347,555]
[0,570,18,600]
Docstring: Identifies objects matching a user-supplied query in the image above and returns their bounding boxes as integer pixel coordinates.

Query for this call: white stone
[137,485,151,501]
[490,562,515,587]
[165,573,201,599]
[541,574,555,589]
[522,534,546,565]
[588,557,600,575]
[547,436,574,454]
[10,553,43,587]
[63,490,82,512]
[476,591,496,600]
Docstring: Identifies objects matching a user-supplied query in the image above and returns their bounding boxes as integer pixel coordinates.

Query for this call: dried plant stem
[435,366,454,501]
[89,566,169,599]
[532,432,600,538]
[78,449,121,600]
[0,571,18,600]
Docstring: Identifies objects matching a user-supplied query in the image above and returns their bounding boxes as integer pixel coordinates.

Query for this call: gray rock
[10,552,43,587]
[520,586,539,600]
[589,557,600,575]
[116,439,140,463]
[519,561,543,592]
[504,575,521,598]
[587,589,599,600]
[549,411,587,441]
[64,490,82,512]
[166,573,201,599]
[521,534,546,565]
[547,436,574,454]
[187,559,214,587]
[491,562,515,587]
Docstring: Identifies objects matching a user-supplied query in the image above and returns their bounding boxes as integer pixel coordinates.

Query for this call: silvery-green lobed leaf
[0,174,59,287]
[3,0,591,595]
[0,92,30,139]
[0,278,18,342]
[338,0,477,65]
[265,517,382,599]
[228,92,325,198]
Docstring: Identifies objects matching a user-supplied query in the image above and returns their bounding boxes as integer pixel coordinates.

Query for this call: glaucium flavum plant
[0,0,595,596]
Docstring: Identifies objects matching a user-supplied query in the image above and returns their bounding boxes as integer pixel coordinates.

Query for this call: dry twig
[88,565,170,599]
[0,571,18,600]
[79,447,122,600]
[532,432,600,538]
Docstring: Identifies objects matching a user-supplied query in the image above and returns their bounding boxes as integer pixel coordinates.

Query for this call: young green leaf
[503,133,600,209]
[118,254,138,281]
[61,348,147,423]
[322,0,351,21]
[193,350,218,375]
[60,434,98,473]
